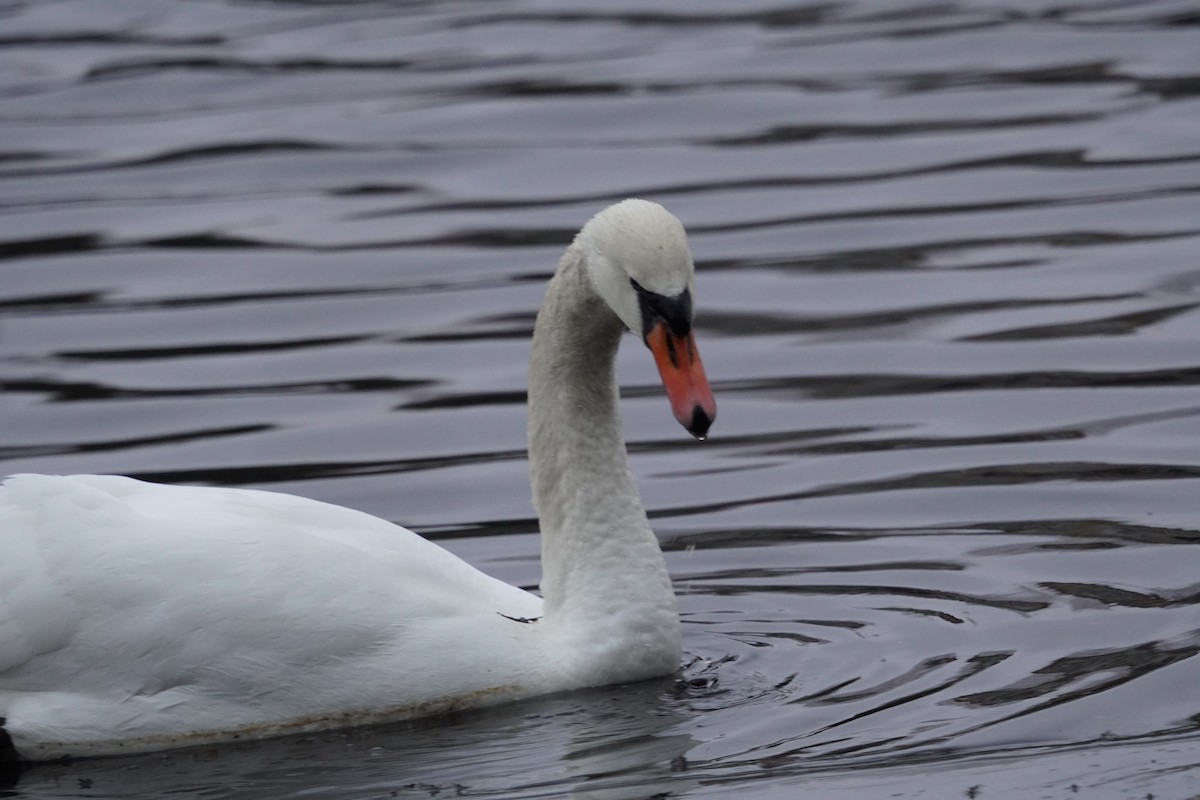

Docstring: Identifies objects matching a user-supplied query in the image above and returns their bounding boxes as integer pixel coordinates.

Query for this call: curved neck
[527,249,678,641]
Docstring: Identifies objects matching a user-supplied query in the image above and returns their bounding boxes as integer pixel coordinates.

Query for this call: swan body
[0,199,716,761]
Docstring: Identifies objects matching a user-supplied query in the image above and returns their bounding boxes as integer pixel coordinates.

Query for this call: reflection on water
[2,0,1199,797]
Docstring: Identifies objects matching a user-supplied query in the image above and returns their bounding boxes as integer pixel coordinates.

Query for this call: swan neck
[527,249,677,637]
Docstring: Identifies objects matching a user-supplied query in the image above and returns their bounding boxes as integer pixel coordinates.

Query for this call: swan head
[576,199,717,440]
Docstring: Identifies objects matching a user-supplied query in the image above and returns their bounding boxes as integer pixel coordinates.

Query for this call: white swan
[0,199,716,762]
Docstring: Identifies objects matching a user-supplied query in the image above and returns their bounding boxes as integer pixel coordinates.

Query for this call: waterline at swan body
[0,199,716,761]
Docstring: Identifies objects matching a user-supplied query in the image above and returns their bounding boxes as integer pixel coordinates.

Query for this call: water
[2,0,1199,797]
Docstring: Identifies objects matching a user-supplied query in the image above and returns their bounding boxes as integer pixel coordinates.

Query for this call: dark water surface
[3,1,1200,798]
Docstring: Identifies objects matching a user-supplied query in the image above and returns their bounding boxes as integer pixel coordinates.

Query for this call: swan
[0,199,716,762]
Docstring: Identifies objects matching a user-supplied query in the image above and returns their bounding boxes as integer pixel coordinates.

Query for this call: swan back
[1,474,545,758]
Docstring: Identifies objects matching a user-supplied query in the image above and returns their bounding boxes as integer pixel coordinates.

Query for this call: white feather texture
[0,199,698,761]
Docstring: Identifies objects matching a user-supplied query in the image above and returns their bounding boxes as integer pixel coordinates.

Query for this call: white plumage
[0,199,715,761]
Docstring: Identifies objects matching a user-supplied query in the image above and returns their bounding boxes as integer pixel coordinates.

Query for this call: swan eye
[630,278,692,338]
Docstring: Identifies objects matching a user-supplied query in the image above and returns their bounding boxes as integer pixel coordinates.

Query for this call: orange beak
[645,321,716,440]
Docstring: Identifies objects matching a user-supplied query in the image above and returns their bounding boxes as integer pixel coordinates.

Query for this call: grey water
[2,1,1199,798]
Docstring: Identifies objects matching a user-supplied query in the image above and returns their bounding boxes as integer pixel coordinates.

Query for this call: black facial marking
[666,334,680,367]
[631,278,692,339]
